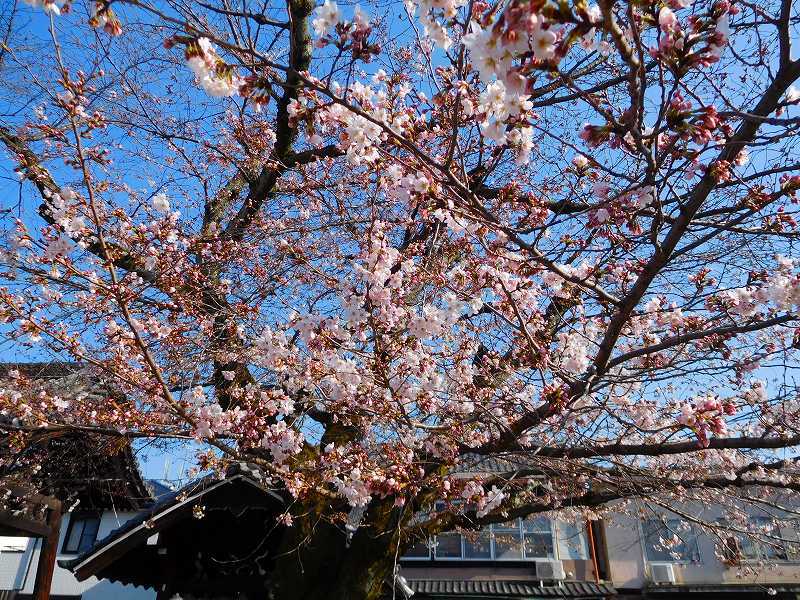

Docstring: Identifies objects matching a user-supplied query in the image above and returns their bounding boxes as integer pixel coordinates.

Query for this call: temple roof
[60,463,285,591]
[0,362,155,511]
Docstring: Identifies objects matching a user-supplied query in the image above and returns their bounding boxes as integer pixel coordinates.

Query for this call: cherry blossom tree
[1,0,800,597]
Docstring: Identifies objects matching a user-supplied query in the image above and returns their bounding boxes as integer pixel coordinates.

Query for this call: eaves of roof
[407,579,616,599]
[58,465,284,580]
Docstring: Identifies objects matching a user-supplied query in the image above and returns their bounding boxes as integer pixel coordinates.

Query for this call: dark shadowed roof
[407,579,615,599]
[60,463,285,583]
[643,583,800,596]
[456,453,542,475]
[0,362,153,510]
[0,362,85,378]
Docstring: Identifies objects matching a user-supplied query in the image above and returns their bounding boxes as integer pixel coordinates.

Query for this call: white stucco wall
[0,510,155,598]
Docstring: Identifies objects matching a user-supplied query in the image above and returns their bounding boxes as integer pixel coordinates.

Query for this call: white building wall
[604,497,800,590]
[0,510,155,598]
[603,510,647,589]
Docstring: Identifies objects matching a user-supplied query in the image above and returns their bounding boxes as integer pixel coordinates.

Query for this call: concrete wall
[604,497,800,590]
[0,510,154,599]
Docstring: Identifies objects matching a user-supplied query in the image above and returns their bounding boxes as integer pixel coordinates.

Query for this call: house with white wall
[0,502,159,600]
[53,456,800,600]
[603,491,800,599]
[0,363,175,600]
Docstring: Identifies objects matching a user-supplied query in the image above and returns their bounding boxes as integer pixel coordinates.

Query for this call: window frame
[0,536,29,552]
[556,520,590,560]
[403,516,564,562]
[640,517,702,565]
[521,516,556,560]
[461,528,493,561]
[61,511,101,555]
[433,531,464,561]
[721,516,792,564]
[492,519,526,561]
[402,538,433,560]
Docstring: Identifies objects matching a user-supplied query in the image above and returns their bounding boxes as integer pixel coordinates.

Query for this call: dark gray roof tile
[406,579,615,599]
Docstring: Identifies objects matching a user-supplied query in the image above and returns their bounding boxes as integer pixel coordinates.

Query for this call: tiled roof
[59,475,212,573]
[645,583,800,595]
[0,362,153,510]
[0,361,84,379]
[0,362,125,410]
[455,453,543,475]
[408,579,615,599]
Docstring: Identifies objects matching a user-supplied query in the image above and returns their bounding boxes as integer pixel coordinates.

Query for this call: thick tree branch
[222,0,316,242]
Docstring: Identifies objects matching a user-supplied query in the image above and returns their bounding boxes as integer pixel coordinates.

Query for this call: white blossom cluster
[186,38,242,98]
[722,257,800,317]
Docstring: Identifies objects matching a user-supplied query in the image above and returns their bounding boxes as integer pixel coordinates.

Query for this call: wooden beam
[32,501,62,600]
[0,486,63,538]
[3,485,61,510]
[0,510,51,537]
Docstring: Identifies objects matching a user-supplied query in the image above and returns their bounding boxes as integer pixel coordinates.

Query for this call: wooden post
[33,501,62,600]
[589,519,611,582]
[586,519,601,583]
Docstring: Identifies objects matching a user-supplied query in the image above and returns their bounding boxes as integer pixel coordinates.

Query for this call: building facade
[48,463,800,600]
[0,363,173,599]
[0,508,155,600]
[398,515,612,599]
[603,495,800,599]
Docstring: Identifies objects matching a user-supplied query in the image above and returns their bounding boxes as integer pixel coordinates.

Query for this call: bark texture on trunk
[267,504,403,600]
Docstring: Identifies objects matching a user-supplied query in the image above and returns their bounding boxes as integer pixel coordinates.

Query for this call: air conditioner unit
[649,562,676,584]
[535,559,566,581]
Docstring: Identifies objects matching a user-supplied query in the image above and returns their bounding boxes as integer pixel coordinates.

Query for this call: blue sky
[2,0,800,485]
[0,3,203,484]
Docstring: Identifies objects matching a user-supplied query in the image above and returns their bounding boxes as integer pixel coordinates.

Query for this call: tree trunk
[266,512,402,600]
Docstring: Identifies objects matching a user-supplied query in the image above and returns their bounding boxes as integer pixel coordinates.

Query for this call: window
[0,536,28,552]
[557,521,589,560]
[463,529,492,559]
[404,539,431,559]
[722,516,788,562]
[523,516,555,559]
[747,517,787,560]
[494,520,524,560]
[786,520,800,561]
[62,512,101,554]
[402,517,558,561]
[642,518,700,563]
[434,531,463,559]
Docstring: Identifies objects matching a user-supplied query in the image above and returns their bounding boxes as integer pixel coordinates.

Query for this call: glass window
[557,521,588,560]
[736,530,761,560]
[62,513,101,554]
[403,539,431,559]
[435,531,463,559]
[642,518,700,563]
[752,517,788,560]
[724,516,788,562]
[401,516,559,562]
[463,530,492,559]
[523,516,554,559]
[787,520,800,561]
[493,520,523,560]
